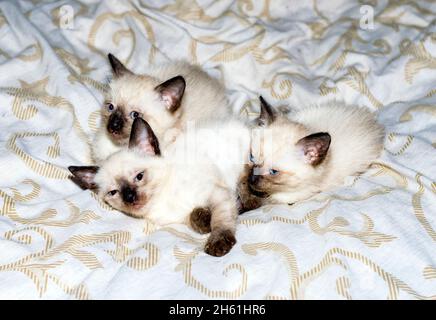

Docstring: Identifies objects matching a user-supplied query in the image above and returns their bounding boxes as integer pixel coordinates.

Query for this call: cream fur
[92,61,231,163]
[94,118,251,230]
[251,101,385,204]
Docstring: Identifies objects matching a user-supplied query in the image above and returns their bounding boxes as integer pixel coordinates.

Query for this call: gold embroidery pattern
[0,0,435,299]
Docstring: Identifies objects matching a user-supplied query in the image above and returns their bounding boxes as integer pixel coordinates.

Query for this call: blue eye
[249,153,255,163]
[269,169,279,176]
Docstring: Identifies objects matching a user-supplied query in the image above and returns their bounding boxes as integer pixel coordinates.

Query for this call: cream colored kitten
[71,117,252,256]
[239,97,385,208]
[92,54,230,163]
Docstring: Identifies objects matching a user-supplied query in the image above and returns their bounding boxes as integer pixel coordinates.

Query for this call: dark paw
[190,207,212,234]
[237,193,263,214]
[204,230,236,257]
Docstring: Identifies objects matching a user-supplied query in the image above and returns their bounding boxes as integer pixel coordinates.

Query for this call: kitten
[239,97,385,209]
[70,117,252,256]
[92,54,231,163]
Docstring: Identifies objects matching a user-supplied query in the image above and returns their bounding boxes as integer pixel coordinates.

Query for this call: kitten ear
[296,132,331,166]
[108,53,133,78]
[155,76,186,113]
[129,118,161,156]
[257,96,276,126]
[68,166,99,190]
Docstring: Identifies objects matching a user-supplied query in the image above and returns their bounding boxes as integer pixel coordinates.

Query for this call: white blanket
[0,0,435,299]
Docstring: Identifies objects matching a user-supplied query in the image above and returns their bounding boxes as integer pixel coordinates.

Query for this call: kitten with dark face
[92,54,231,163]
[238,97,384,211]
[71,116,253,257]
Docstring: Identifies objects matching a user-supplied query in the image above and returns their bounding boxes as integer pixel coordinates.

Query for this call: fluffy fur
[241,98,385,207]
[92,54,231,163]
[72,117,251,256]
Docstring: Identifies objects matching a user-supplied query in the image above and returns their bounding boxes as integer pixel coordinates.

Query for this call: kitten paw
[237,192,263,214]
[190,207,212,234]
[204,230,236,257]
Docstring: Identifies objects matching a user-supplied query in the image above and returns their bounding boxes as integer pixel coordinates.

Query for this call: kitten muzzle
[122,186,137,204]
[247,171,269,198]
[107,112,124,134]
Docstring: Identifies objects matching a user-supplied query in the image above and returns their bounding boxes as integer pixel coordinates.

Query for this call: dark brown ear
[257,96,276,126]
[155,76,186,113]
[296,132,331,166]
[68,166,99,190]
[129,118,161,156]
[108,53,133,78]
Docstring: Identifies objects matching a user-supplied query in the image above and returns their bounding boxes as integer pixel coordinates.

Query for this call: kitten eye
[249,152,255,163]
[107,190,118,196]
[130,111,140,119]
[107,103,115,112]
[269,169,279,176]
[135,171,144,182]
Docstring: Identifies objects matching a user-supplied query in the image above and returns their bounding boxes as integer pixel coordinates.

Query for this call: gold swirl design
[87,110,101,133]
[0,229,154,298]
[343,67,383,109]
[385,133,414,156]
[0,226,88,298]
[242,199,394,248]
[7,132,70,179]
[370,162,408,189]
[0,185,101,226]
[400,39,436,84]
[160,0,215,23]
[211,31,265,62]
[17,41,42,62]
[423,266,436,280]
[160,227,205,245]
[6,78,92,157]
[243,244,436,299]
[308,203,395,247]
[262,73,293,100]
[412,174,436,241]
[126,243,160,271]
[9,179,41,202]
[237,0,275,21]
[54,48,108,93]
[88,11,157,65]
[400,104,436,122]
[174,247,248,298]
[336,276,352,300]
[239,201,330,227]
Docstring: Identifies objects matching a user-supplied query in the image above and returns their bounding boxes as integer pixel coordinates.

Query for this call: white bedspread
[0,0,435,299]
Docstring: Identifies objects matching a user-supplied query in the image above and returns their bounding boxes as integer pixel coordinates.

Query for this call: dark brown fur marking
[190,207,212,234]
[204,229,236,257]
[237,164,263,214]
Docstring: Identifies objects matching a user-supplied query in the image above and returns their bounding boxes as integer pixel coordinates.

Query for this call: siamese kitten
[92,54,230,163]
[71,117,252,256]
[238,97,384,210]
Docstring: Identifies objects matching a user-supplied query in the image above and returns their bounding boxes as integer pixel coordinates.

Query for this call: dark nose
[122,186,137,204]
[248,168,260,186]
[108,113,124,134]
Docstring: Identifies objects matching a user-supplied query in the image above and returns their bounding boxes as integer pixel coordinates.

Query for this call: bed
[0,0,435,299]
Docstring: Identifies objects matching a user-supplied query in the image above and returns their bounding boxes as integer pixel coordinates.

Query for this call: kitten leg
[189,207,212,234]
[237,165,264,214]
[204,186,237,257]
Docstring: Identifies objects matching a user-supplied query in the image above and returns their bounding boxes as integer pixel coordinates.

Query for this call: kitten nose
[108,113,124,134]
[248,168,260,186]
[122,187,137,204]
